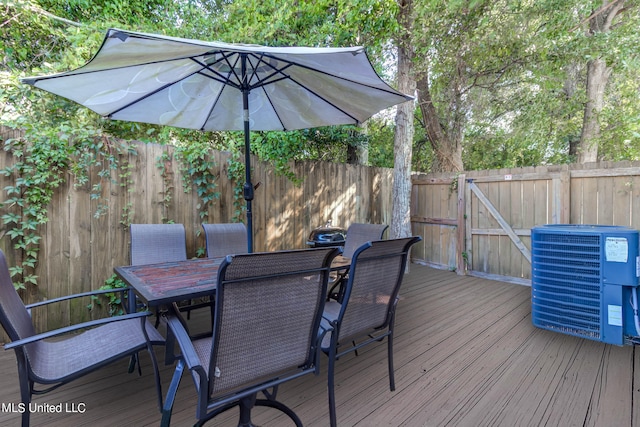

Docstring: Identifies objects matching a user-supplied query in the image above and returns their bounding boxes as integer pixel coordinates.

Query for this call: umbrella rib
[256,86,286,130]
[241,53,363,125]
[198,86,226,131]
[267,76,362,125]
[106,65,212,118]
[25,54,211,83]
[244,52,410,126]
[256,51,411,99]
[193,57,242,91]
[244,53,294,89]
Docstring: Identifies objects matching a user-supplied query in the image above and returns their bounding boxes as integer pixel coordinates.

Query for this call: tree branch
[570,0,625,32]
[10,3,84,27]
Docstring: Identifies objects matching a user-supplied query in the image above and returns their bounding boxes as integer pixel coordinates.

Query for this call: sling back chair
[321,236,421,427]
[200,223,248,325]
[130,223,188,266]
[130,223,207,323]
[327,223,388,302]
[160,247,340,427]
[201,223,248,258]
[0,249,163,427]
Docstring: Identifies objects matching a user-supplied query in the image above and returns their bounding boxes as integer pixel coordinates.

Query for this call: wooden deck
[1,264,639,426]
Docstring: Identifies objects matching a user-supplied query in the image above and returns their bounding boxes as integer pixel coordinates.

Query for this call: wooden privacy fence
[0,134,392,335]
[410,161,640,285]
[4,123,640,334]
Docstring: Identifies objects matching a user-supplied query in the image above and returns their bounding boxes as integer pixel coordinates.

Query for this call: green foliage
[3,0,638,293]
[118,153,136,226]
[0,65,138,289]
[87,274,128,317]
[173,140,220,222]
[1,129,66,289]
[251,125,371,174]
[226,156,249,223]
[411,0,640,170]
[155,151,175,223]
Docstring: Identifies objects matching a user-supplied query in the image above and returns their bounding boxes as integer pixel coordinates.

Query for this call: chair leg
[128,354,137,373]
[161,359,185,427]
[128,352,143,375]
[387,329,396,391]
[327,347,338,427]
[16,357,32,427]
[237,394,258,427]
[146,342,163,411]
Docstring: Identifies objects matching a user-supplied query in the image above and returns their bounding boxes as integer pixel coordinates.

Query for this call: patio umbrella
[22,28,413,252]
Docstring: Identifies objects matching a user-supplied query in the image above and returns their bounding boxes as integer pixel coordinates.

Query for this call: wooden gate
[411,162,640,285]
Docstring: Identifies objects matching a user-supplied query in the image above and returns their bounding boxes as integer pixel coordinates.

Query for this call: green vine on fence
[226,156,248,222]
[156,151,176,224]
[119,157,136,227]
[174,141,220,224]
[0,125,134,290]
[87,274,128,317]
[0,133,68,289]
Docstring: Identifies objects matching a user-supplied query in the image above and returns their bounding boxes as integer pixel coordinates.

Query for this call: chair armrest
[25,287,133,310]
[317,318,333,343]
[164,314,205,371]
[4,311,151,350]
[319,317,333,334]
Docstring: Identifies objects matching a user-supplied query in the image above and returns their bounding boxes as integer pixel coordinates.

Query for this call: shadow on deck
[1,264,638,426]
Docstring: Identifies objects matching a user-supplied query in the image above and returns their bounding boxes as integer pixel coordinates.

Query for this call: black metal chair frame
[0,250,164,427]
[160,247,340,427]
[322,236,421,427]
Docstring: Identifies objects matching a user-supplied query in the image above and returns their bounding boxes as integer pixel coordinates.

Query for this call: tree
[577,0,627,163]
[390,0,415,239]
[412,1,499,172]
[7,0,639,174]
[408,0,639,171]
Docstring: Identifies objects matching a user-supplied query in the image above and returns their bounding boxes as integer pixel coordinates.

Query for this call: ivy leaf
[2,213,21,224]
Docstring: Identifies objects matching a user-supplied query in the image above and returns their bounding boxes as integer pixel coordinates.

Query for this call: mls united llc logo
[2,402,86,414]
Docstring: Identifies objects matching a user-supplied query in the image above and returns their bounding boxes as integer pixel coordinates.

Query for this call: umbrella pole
[243,119,253,253]
[241,55,254,253]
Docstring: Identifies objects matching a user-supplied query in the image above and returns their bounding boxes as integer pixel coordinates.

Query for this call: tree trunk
[563,62,582,158]
[577,0,624,163]
[346,140,368,165]
[578,58,610,162]
[390,0,415,240]
[416,72,464,172]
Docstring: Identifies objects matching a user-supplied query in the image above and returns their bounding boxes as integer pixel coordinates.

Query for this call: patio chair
[321,236,421,427]
[0,249,163,427]
[160,246,340,427]
[130,223,204,322]
[202,223,248,258]
[130,223,188,265]
[328,222,388,301]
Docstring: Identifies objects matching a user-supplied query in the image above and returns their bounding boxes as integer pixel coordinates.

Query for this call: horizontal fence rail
[411,162,640,285]
[3,125,640,336]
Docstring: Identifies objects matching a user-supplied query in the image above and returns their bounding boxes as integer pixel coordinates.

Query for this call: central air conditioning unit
[531,224,640,345]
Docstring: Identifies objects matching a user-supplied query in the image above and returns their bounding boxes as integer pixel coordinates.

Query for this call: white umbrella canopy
[22,28,413,252]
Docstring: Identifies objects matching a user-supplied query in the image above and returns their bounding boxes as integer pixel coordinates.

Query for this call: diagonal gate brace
[468,180,532,264]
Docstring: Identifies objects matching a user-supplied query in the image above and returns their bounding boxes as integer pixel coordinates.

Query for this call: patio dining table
[114,254,352,309]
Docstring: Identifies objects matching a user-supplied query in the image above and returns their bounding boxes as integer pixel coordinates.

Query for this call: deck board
[0,264,637,426]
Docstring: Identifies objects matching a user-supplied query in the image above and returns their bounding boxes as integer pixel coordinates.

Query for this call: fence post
[456,174,467,275]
